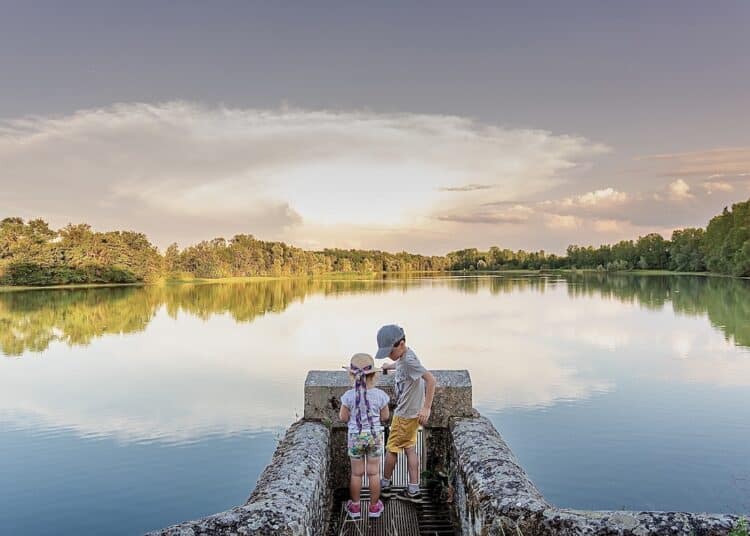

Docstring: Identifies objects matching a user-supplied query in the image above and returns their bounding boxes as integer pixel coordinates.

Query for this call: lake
[1,273,749,535]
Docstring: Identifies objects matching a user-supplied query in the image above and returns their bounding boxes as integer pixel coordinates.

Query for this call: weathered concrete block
[450,416,743,536]
[451,415,549,536]
[304,369,473,428]
[148,420,331,536]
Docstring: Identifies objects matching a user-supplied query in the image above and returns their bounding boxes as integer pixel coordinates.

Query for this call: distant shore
[2,269,746,293]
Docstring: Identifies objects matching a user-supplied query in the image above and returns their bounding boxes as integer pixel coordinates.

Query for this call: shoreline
[0,269,746,292]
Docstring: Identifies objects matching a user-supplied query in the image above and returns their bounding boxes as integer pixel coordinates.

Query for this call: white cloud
[0,101,606,251]
[436,203,533,225]
[702,180,734,194]
[578,187,629,206]
[545,213,581,229]
[551,187,629,208]
[4,102,739,255]
[668,179,694,200]
[593,219,623,232]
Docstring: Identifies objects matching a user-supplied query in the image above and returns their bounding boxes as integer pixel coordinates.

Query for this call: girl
[339,353,390,519]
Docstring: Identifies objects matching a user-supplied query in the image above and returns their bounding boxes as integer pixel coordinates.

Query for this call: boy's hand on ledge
[417,407,431,425]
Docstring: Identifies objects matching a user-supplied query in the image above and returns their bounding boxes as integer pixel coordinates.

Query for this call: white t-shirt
[341,387,390,434]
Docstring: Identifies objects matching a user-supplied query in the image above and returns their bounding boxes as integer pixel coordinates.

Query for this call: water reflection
[2,273,749,530]
[0,279,393,356]
[2,274,750,357]
[1,273,749,445]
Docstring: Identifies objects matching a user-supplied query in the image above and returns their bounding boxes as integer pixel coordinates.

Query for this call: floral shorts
[347,431,383,459]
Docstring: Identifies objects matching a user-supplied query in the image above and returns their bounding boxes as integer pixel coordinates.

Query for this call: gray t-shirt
[394,348,427,418]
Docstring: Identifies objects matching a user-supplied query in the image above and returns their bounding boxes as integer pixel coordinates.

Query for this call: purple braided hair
[349,364,376,434]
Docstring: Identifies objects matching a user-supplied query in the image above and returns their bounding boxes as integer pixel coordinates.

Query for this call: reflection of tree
[448,273,750,347]
[0,279,391,356]
[3,274,749,356]
[161,278,390,322]
[0,287,162,355]
[563,272,750,347]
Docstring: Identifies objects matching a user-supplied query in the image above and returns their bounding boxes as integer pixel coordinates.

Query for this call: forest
[1,198,748,286]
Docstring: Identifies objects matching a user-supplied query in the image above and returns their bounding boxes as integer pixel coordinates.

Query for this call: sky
[1,1,749,254]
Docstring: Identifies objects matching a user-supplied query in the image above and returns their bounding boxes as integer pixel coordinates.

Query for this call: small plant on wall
[729,518,749,536]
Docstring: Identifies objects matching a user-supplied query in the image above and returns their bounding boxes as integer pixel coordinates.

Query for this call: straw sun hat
[344,352,382,374]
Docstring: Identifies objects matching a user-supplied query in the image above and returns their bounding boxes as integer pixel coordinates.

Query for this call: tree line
[564,199,749,276]
[1,198,748,286]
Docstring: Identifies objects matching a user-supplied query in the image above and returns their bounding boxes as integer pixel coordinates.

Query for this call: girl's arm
[339,405,350,422]
[379,404,390,423]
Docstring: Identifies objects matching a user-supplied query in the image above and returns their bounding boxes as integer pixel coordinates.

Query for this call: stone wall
[304,369,474,428]
[148,420,331,536]
[450,416,743,536]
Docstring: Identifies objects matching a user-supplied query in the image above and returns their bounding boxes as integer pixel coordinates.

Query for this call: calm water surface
[1,273,749,534]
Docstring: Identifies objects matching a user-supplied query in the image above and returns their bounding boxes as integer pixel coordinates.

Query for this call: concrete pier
[150,370,745,536]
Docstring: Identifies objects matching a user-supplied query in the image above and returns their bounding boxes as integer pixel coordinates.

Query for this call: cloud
[435,204,533,224]
[541,187,629,211]
[438,183,495,192]
[545,213,581,230]
[702,180,734,194]
[535,179,739,231]
[5,102,741,256]
[576,187,629,206]
[433,187,630,235]
[667,178,694,200]
[0,101,606,251]
[593,219,624,233]
[642,147,750,178]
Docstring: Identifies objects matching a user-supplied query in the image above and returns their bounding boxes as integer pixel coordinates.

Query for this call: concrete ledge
[304,369,473,428]
[148,420,331,536]
[450,416,743,536]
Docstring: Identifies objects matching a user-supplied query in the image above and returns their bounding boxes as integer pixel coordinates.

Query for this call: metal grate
[362,428,425,488]
[336,428,456,536]
[337,491,420,536]
[336,488,456,536]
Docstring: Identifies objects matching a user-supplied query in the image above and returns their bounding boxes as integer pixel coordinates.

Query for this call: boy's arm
[417,370,436,425]
[381,360,396,372]
[339,404,350,422]
[379,404,390,422]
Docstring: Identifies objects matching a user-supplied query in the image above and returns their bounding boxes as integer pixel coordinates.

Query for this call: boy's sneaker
[345,500,361,519]
[368,500,384,518]
[396,488,423,503]
[379,481,395,499]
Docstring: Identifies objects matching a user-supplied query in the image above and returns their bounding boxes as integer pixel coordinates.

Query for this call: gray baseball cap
[375,324,405,359]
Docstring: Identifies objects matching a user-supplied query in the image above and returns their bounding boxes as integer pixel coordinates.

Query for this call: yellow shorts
[386,416,420,453]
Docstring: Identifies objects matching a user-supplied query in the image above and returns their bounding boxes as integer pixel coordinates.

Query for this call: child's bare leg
[383,450,398,480]
[405,446,420,487]
[366,457,381,502]
[350,458,365,502]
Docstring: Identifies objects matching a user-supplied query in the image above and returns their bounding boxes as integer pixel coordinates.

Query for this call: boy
[374,324,436,502]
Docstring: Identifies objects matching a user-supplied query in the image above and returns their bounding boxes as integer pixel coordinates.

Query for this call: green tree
[164,243,181,272]
[635,233,670,269]
[704,200,750,276]
[670,228,705,272]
